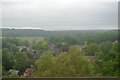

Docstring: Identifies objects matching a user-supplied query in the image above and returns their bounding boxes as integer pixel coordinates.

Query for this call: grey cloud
[2,0,118,30]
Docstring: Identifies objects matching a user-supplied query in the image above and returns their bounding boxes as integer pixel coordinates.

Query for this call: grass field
[16,37,45,42]
[2,37,45,43]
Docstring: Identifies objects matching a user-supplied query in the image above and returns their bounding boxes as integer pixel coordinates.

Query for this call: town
[2,29,119,77]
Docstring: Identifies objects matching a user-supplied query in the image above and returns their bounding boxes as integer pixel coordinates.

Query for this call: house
[48,43,56,50]
[23,65,34,77]
[8,69,19,77]
[48,43,58,55]
[18,46,29,52]
[86,56,97,61]
[32,53,40,59]
[24,68,32,77]
[112,40,118,44]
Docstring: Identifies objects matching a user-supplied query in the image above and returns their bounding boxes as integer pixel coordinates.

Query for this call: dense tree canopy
[34,47,96,77]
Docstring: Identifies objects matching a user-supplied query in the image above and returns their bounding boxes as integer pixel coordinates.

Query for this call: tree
[100,41,112,53]
[32,40,48,54]
[94,41,119,76]
[13,52,30,75]
[2,48,14,70]
[34,51,55,77]
[83,43,100,56]
[33,47,96,77]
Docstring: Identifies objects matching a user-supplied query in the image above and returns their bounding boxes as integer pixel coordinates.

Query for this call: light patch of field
[2,37,46,42]
[16,37,45,42]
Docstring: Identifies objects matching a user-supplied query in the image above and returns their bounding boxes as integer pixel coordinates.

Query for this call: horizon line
[0,27,119,31]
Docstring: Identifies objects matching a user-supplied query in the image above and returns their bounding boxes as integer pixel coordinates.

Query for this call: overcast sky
[1,0,119,30]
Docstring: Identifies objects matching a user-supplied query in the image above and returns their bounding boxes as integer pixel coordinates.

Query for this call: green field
[2,37,45,43]
[16,37,45,42]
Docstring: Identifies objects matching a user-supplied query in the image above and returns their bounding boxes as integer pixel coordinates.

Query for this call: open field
[16,37,45,42]
[2,37,45,43]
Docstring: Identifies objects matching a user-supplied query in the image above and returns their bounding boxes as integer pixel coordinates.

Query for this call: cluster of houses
[48,43,61,56]
[17,45,39,59]
[7,45,39,77]
[48,41,97,62]
[8,41,98,77]
[8,65,34,77]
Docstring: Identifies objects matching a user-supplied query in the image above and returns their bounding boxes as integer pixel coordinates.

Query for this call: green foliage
[8,72,19,78]
[34,47,95,77]
[2,37,34,76]
[13,52,30,74]
[94,41,119,76]
[2,48,14,70]
[2,66,10,78]
[0,65,1,76]
[2,29,119,77]
[83,43,100,56]
[34,51,55,77]
[32,40,48,54]
[49,30,118,45]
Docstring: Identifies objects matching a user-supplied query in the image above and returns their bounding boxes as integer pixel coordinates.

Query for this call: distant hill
[2,28,118,37]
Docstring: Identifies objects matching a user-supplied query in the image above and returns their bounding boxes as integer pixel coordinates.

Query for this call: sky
[1,0,119,30]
